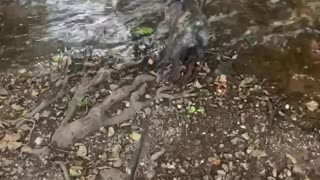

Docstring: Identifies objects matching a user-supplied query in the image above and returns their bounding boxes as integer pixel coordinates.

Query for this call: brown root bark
[51,74,155,148]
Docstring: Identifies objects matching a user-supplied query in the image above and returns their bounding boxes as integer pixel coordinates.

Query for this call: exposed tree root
[51,74,155,148]
[24,73,81,119]
[61,67,113,126]
[155,85,197,100]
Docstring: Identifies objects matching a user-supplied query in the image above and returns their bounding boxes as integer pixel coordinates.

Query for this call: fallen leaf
[21,145,33,153]
[197,107,205,113]
[7,141,23,150]
[11,104,24,111]
[75,144,88,157]
[0,141,8,151]
[187,106,196,114]
[130,131,141,142]
[251,149,267,159]
[31,90,39,97]
[2,133,21,142]
[69,166,83,177]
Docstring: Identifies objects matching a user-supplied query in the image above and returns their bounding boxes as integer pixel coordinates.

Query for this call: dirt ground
[1,0,320,180]
[1,55,320,180]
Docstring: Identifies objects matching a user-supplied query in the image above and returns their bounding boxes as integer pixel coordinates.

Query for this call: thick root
[51,74,155,148]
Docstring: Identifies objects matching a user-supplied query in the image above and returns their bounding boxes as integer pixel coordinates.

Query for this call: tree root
[51,74,155,148]
[155,85,197,100]
[24,73,81,119]
[61,67,113,126]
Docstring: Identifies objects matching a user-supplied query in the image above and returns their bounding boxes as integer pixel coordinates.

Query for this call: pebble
[180,168,186,173]
[223,153,233,160]
[146,170,156,179]
[222,164,229,172]
[217,170,226,176]
[241,133,250,140]
[285,104,290,110]
[241,163,249,170]
[286,170,292,177]
[235,151,244,159]
[112,159,123,168]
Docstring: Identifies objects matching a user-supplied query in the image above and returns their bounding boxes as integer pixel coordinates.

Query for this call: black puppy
[157,0,209,84]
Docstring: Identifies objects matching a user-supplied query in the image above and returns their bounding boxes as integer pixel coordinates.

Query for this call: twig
[55,161,71,180]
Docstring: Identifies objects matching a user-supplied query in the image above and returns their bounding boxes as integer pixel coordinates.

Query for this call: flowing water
[0,0,320,86]
[0,0,165,71]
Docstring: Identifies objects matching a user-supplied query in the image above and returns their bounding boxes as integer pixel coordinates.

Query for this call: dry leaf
[76,144,88,157]
[7,142,23,150]
[2,133,21,142]
[130,131,141,142]
[0,141,8,151]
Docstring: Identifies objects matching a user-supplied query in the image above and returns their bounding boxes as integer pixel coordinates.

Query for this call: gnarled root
[51,74,155,148]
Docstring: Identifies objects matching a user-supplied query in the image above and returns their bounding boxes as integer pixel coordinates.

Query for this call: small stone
[177,104,183,109]
[306,100,318,111]
[124,101,130,107]
[108,127,115,137]
[112,159,123,168]
[285,104,290,110]
[0,88,8,96]
[241,133,250,140]
[231,137,241,145]
[241,163,249,170]
[145,94,151,99]
[146,169,156,179]
[217,170,226,176]
[235,151,244,159]
[223,153,233,160]
[222,164,229,172]
[34,137,43,146]
[18,69,27,74]
[286,170,292,177]
[180,168,186,173]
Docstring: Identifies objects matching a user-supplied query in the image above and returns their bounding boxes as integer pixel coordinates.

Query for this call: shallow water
[0,0,320,85]
[0,0,165,71]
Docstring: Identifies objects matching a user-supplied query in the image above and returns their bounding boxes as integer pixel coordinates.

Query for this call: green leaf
[197,107,205,113]
[130,131,141,142]
[187,106,196,114]
[134,27,154,36]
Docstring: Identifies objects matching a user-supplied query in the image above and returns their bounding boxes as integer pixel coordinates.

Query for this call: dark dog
[157,0,209,85]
